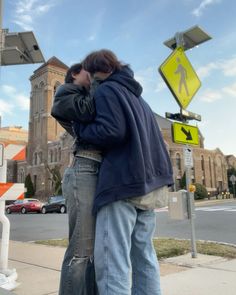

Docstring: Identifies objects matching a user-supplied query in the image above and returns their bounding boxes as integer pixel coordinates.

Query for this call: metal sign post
[159,26,212,259]
[184,146,197,258]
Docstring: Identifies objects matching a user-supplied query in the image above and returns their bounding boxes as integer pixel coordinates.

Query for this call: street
[1,201,236,244]
[155,201,236,245]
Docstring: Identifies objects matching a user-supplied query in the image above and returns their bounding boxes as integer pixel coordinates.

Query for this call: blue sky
[1,0,236,155]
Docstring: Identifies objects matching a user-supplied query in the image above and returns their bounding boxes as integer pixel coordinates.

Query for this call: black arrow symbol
[181,127,192,140]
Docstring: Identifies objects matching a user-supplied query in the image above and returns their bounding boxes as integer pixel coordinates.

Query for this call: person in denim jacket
[51,63,100,295]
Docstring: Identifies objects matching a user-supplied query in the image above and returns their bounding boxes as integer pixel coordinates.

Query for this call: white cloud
[222,82,236,97]
[2,85,16,96]
[88,35,96,42]
[220,57,236,77]
[135,67,157,93]
[87,8,106,43]
[197,62,218,79]
[0,99,14,116]
[198,89,222,103]
[1,85,29,111]
[15,94,30,111]
[155,81,166,93]
[13,0,55,30]
[192,0,221,17]
[197,56,236,80]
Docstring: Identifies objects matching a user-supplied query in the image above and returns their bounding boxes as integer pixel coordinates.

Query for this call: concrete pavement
[1,240,235,295]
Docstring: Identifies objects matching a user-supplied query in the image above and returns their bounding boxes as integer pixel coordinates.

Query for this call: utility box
[168,190,189,220]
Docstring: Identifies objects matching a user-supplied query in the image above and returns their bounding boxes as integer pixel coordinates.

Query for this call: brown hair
[82,49,123,74]
[65,63,82,83]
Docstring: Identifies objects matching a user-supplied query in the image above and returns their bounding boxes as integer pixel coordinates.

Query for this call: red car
[5,198,43,214]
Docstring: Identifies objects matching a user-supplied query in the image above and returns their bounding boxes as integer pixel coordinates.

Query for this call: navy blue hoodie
[73,66,173,214]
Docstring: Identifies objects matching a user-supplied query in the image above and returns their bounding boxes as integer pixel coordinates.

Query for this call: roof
[154,113,172,129]
[34,56,69,73]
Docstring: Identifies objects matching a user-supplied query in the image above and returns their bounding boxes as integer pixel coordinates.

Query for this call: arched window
[49,150,53,163]
[53,82,61,96]
[58,147,61,161]
[19,169,25,183]
[209,157,213,187]
[33,85,39,114]
[39,81,45,111]
[38,152,43,164]
[176,153,181,170]
[201,155,205,171]
[34,152,37,165]
[54,149,58,162]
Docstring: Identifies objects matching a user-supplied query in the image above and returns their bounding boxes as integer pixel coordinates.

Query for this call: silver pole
[185,145,197,258]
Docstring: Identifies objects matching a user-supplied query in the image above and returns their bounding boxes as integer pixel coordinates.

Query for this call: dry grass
[153,238,236,259]
[35,237,236,259]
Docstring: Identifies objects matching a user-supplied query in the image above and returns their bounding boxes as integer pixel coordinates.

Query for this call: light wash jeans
[94,200,162,295]
[59,157,100,295]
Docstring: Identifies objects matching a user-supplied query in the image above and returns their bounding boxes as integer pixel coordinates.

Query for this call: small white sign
[0,143,4,167]
[183,146,193,168]
[230,175,236,184]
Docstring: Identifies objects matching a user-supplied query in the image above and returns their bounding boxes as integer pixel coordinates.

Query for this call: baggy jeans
[59,157,100,295]
[94,200,162,295]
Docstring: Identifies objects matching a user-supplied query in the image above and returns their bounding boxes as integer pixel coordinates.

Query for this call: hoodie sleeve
[51,84,96,123]
[73,84,127,148]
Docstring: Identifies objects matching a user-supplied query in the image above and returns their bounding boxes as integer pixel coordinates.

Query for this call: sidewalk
[3,240,236,295]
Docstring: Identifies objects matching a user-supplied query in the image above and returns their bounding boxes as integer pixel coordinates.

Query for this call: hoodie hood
[105,66,143,97]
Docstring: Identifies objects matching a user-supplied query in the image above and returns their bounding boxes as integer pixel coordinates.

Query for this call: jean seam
[105,206,109,295]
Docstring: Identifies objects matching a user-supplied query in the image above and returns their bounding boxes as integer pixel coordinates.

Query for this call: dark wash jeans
[59,157,100,295]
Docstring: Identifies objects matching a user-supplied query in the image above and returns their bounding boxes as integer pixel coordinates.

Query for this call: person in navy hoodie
[73,49,173,295]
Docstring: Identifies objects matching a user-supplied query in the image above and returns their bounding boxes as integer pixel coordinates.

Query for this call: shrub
[193,183,208,200]
[24,174,35,198]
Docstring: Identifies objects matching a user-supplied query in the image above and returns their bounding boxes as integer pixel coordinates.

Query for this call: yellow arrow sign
[172,122,199,145]
[159,47,201,109]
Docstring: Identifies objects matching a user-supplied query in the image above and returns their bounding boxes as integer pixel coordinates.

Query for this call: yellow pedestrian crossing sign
[159,47,201,109]
[172,122,199,145]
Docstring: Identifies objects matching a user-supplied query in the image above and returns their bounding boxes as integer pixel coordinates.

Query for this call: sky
[1,0,236,156]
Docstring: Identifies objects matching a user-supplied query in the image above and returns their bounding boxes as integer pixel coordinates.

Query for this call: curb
[194,198,235,207]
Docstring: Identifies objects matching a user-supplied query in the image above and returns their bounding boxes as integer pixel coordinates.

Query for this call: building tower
[27,57,68,199]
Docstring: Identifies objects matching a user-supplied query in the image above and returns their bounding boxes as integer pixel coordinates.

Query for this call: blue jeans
[59,157,100,295]
[94,200,162,295]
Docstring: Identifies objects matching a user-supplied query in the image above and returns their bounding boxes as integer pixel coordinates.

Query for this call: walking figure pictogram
[175,57,189,96]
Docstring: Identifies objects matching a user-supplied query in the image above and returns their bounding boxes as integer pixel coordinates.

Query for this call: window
[54,149,58,162]
[53,82,61,96]
[39,81,45,111]
[49,150,53,163]
[209,157,213,187]
[176,153,181,170]
[34,152,37,165]
[33,175,37,191]
[38,152,43,164]
[201,155,205,171]
[19,169,25,183]
[58,147,61,161]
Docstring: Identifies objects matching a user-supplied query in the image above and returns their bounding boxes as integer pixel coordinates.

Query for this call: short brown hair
[65,63,82,83]
[82,49,123,74]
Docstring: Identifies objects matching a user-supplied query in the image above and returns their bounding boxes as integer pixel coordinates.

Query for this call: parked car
[5,199,43,214]
[41,195,66,214]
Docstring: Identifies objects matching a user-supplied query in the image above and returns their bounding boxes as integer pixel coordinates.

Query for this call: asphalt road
[155,200,236,245]
[1,201,236,244]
